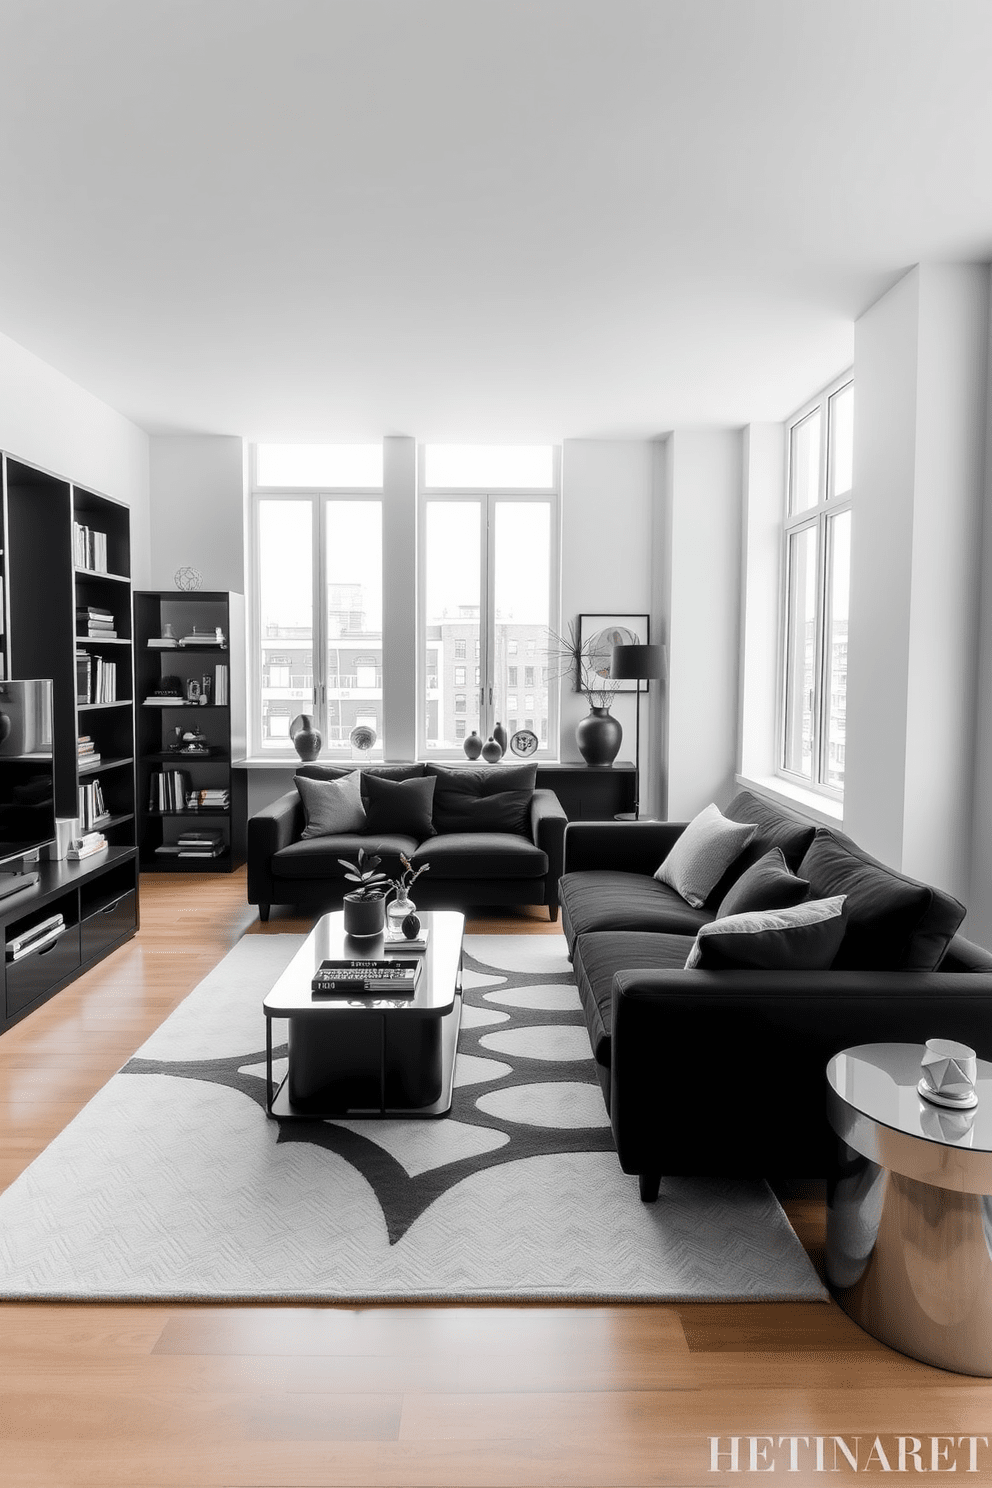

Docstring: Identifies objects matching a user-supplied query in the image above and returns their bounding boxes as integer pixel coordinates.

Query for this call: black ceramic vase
[493,721,508,754]
[481,736,503,763]
[290,714,322,762]
[463,730,483,759]
[576,706,622,766]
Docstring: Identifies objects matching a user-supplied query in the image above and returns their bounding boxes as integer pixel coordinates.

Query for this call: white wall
[737,423,786,788]
[560,440,657,802]
[0,328,151,582]
[845,264,988,908]
[148,436,246,593]
[664,429,743,818]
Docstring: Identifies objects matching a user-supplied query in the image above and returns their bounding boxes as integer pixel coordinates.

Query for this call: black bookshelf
[135,591,246,872]
[0,456,139,1034]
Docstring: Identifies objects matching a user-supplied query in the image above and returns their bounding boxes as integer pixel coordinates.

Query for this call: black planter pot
[343,891,386,937]
[575,706,622,766]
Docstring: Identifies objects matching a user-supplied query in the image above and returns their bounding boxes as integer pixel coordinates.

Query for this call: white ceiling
[0,0,990,441]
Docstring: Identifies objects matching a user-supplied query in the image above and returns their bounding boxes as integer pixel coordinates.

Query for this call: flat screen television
[0,680,56,885]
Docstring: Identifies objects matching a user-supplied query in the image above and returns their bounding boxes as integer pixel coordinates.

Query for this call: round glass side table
[826,1041,992,1376]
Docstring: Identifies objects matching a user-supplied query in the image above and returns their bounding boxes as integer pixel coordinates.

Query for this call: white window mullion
[481,495,496,741]
[314,496,327,738]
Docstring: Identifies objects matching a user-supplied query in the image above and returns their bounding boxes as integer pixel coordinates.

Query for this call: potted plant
[338,849,391,937]
[544,621,622,765]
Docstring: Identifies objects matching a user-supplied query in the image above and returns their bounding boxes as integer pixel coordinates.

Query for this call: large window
[251,443,559,760]
[420,447,558,757]
[253,447,384,756]
[781,377,853,795]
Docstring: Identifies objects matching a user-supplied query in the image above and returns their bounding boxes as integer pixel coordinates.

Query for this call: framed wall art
[577,613,651,693]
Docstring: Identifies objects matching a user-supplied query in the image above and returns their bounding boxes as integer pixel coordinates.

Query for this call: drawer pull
[100,898,123,915]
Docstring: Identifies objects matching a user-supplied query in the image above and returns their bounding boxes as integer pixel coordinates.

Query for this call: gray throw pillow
[295,770,366,839]
[684,895,848,970]
[654,803,757,908]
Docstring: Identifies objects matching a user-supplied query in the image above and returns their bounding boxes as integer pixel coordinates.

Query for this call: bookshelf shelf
[135,591,245,874]
[74,568,131,585]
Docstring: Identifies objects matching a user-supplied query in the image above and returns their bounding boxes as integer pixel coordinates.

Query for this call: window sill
[735,773,843,828]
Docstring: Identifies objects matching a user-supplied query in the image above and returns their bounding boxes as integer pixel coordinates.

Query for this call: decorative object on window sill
[610,640,666,819]
[576,705,622,767]
[493,721,508,755]
[290,713,322,762]
[510,728,539,757]
[173,566,203,592]
[481,735,503,763]
[918,1037,979,1110]
[462,730,483,759]
[349,723,376,760]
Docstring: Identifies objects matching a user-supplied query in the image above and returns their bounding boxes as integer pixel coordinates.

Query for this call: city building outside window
[419,446,559,756]
[455,638,466,659]
[780,375,853,797]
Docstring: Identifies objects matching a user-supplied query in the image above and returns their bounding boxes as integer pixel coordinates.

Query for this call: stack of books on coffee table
[311,958,422,998]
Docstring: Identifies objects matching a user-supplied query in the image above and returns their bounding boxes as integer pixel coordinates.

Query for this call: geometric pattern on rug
[0,934,829,1302]
[120,942,617,1245]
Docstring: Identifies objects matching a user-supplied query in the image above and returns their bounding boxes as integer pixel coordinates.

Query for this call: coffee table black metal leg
[265,1015,273,1116]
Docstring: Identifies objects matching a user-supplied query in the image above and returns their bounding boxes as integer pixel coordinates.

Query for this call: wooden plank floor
[0,869,989,1487]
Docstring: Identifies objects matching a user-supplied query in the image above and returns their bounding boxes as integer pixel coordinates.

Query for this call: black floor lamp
[610,642,666,821]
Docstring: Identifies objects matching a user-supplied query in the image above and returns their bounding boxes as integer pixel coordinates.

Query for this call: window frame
[778,372,853,801]
[249,446,385,758]
[417,449,561,759]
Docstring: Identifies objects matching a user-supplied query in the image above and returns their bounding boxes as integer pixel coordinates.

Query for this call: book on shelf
[78,778,110,831]
[186,788,229,809]
[73,523,109,573]
[66,833,108,861]
[147,637,178,649]
[180,628,226,648]
[311,957,422,997]
[149,769,192,813]
[76,651,117,704]
[143,694,184,705]
[178,846,226,859]
[214,663,228,705]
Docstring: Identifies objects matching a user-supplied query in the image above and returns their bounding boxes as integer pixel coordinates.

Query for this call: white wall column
[845,264,988,909]
[381,435,417,760]
[664,429,743,819]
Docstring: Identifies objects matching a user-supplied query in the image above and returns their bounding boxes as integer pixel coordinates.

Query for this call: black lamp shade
[610,643,665,681]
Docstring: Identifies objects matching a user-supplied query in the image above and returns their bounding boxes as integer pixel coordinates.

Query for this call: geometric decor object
[173,565,203,591]
[918,1037,979,1109]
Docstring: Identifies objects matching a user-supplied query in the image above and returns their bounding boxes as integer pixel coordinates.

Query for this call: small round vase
[387,893,416,938]
[481,736,503,763]
[343,891,386,938]
[401,909,422,940]
[290,713,322,762]
[463,730,483,760]
[493,721,508,755]
[576,706,622,767]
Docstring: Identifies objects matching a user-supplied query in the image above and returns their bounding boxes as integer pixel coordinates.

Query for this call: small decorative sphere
[349,724,377,752]
[174,566,203,592]
[401,910,422,939]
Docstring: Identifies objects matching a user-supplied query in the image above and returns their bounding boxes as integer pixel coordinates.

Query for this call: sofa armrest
[248,788,304,857]
[530,789,568,904]
[563,820,686,875]
[609,967,992,1178]
[942,933,992,972]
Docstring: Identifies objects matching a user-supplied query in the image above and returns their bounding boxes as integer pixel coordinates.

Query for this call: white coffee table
[263,910,464,1119]
[826,1041,992,1376]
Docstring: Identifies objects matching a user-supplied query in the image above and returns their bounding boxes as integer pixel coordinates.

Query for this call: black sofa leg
[549,904,559,923]
[638,1172,661,1203]
[258,903,270,923]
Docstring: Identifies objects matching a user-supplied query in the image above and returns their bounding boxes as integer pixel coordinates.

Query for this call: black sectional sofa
[560,789,992,1200]
[248,761,567,922]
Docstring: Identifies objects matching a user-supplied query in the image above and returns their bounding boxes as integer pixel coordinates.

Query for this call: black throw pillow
[716,847,810,919]
[799,827,965,970]
[362,773,436,839]
[427,763,538,834]
[685,896,848,971]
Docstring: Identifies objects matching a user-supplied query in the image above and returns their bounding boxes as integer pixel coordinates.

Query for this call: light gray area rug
[0,933,827,1302]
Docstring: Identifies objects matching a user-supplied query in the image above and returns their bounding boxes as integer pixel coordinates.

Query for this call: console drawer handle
[100,898,123,915]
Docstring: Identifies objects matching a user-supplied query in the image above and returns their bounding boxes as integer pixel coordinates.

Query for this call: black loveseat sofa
[248,761,567,922]
[560,789,992,1200]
